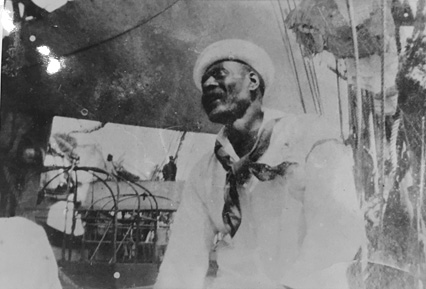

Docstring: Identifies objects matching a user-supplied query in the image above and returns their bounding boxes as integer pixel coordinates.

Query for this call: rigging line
[305,57,319,113]
[347,84,355,140]
[367,90,380,207]
[346,0,364,211]
[62,0,180,57]
[369,115,380,211]
[346,0,362,151]
[283,0,320,113]
[389,113,401,175]
[306,57,322,114]
[401,112,423,147]
[271,5,294,76]
[378,0,387,243]
[305,57,320,114]
[174,131,187,160]
[286,0,322,115]
[301,49,319,113]
[415,116,426,284]
[276,0,307,113]
[335,59,345,140]
[309,55,324,114]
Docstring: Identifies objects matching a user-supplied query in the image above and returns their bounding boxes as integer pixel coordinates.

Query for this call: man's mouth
[202,90,224,110]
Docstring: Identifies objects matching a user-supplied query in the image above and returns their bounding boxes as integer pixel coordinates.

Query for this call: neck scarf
[214,118,296,237]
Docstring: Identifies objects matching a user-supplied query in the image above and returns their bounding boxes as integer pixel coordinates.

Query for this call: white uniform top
[155,110,366,289]
[0,217,62,289]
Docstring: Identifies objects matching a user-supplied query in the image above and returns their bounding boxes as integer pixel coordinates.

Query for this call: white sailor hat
[193,39,275,94]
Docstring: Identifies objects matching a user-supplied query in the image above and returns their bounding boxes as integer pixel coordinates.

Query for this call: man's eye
[202,68,226,83]
[214,69,226,78]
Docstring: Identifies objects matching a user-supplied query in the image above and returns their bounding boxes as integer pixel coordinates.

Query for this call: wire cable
[275,0,307,113]
[62,0,180,57]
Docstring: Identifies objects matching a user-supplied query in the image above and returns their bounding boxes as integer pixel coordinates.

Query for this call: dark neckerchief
[214,118,296,237]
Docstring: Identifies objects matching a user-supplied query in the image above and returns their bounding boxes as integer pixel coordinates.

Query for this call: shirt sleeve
[280,141,366,289]
[0,217,62,289]
[154,168,216,289]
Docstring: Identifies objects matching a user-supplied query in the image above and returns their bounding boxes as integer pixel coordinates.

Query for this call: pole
[417,117,425,289]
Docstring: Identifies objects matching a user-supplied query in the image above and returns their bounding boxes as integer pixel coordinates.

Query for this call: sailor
[155,39,365,289]
[162,156,177,181]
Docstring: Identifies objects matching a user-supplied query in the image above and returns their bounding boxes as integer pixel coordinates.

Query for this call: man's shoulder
[270,113,344,162]
[186,151,216,180]
[274,113,341,140]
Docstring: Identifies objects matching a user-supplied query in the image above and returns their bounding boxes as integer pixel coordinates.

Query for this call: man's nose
[202,76,218,89]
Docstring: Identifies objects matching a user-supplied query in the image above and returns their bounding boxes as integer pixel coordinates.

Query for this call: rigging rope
[346,0,363,151]
[390,113,401,175]
[288,0,317,113]
[418,116,426,288]
[306,57,323,114]
[62,0,181,57]
[303,55,320,114]
[285,0,323,115]
[379,0,387,205]
[276,0,307,113]
[335,59,345,140]
[309,56,323,114]
[377,0,388,251]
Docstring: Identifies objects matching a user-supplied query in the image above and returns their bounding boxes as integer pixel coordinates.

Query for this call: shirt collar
[216,108,285,161]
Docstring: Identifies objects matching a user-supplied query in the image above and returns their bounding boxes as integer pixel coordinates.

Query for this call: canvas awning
[286,0,395,58]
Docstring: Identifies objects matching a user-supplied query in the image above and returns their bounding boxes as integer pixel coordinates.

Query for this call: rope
[305,57,318,114]
[335,59,345,140]
[303,54,319,114]
[285,0,324,115]
[389,114,401,175]
[284,0,319,114]
[377,0,387,252]
[347,84,355,142]
[309,56,323,114]
[299,53,320,113]
[271,2,297,90]
[306,57,323,114]
[173,131,186,163]
[379,0,387,197]
[62,0,181,57]
[276,0,307,113]
[366,91,380,210]
[418,116,426,289]
[346,0,362,151]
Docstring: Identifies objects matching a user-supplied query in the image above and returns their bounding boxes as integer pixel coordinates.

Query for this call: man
[155,39,365,289]
[162,156,177,181]
[106,154,118,177]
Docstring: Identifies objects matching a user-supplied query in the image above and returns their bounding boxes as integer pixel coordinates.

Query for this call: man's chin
[206,110,233,125]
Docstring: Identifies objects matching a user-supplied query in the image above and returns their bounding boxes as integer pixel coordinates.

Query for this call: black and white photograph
[0,0,425,288]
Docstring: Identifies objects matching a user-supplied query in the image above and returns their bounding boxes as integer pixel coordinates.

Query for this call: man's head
[193,39,274,125]
[200,60,264,124]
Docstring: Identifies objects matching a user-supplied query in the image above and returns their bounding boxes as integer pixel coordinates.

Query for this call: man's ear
[248,72,260,91]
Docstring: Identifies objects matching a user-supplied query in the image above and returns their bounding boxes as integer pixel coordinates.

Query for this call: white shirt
[0,217,62,289]
[155,110,366,289]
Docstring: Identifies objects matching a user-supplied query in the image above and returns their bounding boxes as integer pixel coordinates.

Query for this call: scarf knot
[215,118,297,237]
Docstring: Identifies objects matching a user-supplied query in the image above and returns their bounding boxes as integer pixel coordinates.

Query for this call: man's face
[201,61,252,124]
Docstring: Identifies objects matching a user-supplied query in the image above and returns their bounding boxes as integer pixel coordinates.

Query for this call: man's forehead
[204,60,248,74]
